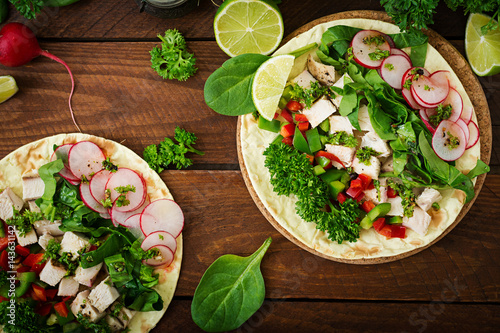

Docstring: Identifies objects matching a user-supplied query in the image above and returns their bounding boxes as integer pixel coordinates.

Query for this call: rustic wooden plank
[156,299,500,332]
[7,0,468,40]
[165,171,499,302]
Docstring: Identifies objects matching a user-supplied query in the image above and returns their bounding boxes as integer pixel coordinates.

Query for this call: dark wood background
[1,0,499,332]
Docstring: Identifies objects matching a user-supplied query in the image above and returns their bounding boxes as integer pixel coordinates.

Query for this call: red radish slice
[141,231,177,255]
[419,109,435,134]
[411,75,450,108]
[466,121,479,149]
[380,32,395,48]
[111,196,150,227]
[461,105,473,124]
[350,30,391,69]
[402,88,421,109]
[80,183,108,214]
[140,199,184,238]
[390,48,411,63]
[440,87,463,122]
[120,214,144,239]
[380,54,412,89]
[89,169,112,203]
[143,244,174,267]
[105,168,146,212]
[432,70,455,89]
[100,212,110,219]
[401,67,430,109]
[456,118,470,144]
[432,120,467,161]
[68,141,106,180]
[50,144,80,183]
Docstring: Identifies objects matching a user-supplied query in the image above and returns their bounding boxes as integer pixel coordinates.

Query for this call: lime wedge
[0,75,19,103]
[465,13,500,76]
[214,0,284,58]
[252,54,294,120]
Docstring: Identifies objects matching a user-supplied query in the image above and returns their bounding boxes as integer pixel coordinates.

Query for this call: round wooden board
[236,11,492,264]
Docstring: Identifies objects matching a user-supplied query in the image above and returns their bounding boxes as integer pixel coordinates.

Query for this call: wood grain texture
[164,171,499,302]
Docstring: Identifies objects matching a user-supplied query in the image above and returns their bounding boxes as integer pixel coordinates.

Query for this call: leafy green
[150,29,197,81]
[191,237,272,332]
[9,0,44,20]
[143,126,204,172]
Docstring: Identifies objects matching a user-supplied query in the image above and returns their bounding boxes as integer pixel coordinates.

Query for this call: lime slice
[465,13,500,76]
[214,0,284,58]
[0,75,19,103]
[252,54,294,121]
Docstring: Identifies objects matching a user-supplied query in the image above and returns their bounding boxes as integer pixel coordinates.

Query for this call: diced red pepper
[36,303,52,317]
[286,100,303,112]
[282,136,293,146]
[361,200,376,213]
[366,181,375,190]
[378,225,393,238]
[0,250,8,271]
[373,218,386,232]
[390,225,406,239]
[346,185,363,199]
[280,109,294,123]
[297,121,310,132]
[32,284,47,302]
[0,295,8,303]
[387,187,398,198]
[354,192,365,203]
[16,265,30,273]
[280,123,295,138]
[23,253,44,267]
[294,113,308,122]
[273,112,280,119]
[315,151,345,169]
[15,245,30,257]
[30,261,46,275]
[62,296,72,302]
[305,154,314,164]
[349,178,363,189]
[357,174,372,190]
[0,237,8,252]
[89,245,98,252]
[54,301,69,318]
[46,288,58,300]
[337,192,347,204]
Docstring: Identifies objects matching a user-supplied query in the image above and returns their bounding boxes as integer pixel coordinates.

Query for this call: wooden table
[1,1,499,332]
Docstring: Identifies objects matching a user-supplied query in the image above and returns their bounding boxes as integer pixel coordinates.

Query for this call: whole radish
[0,22,80,132]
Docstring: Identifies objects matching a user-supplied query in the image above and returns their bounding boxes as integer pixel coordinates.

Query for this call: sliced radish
[456,118,470,144]
[466,121,479,149]
[380,54,412,90]
[390,48,411,63]
[411,74,450,108]
[140,199,184,238]
[105,168,146,213]
[143,244,174,267]
[89,169,112,203]
[141,231,177,255]
[461,105,473,124]
[402,88,421,110]
[441,87,463,122]
[380,32,395,48]
[68,141,106,180]
[401,67,430,109]
[432,120,467,161]
[350,30,391,69]
[110,196,150,227]
[120,214,144,239]
[432,70,455,89]
[419,109,435,134]
[50,144,80,183]
[100,212,111,219]
[80,182,108,214]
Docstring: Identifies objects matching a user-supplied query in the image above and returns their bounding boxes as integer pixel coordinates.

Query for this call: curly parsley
[289,81,329,108]
[326,131,358,148]
[5,208,43,237]
[429,104,453,127]
[356,147,381,165]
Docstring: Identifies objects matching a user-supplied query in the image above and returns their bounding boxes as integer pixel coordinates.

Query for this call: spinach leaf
[121,278,163,312]
[320,25,361,57]
[191,237,272,332]
[204,54,269,116]
[80,234,122,268]
[467,160,490,179]
[388,31,428,68]
[36,159,64,220]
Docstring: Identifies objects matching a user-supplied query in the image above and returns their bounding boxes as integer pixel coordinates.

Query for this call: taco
[0,133,182,331]
[238,15,490,263]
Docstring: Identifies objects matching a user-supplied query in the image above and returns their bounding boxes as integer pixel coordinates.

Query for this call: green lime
[214,0,284,58]
[465,13,500,76]
[0,75,19,104]
[252,54,294,120]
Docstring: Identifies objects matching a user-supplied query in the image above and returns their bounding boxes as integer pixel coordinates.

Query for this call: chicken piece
[325,144,356,168]
[0,187,24,221]
[74,262,103,287]
[58,276,80,297]
[28,200,41,213]
[33,219,64,236]
[357,104,376,132]
[329,115,355,136]
[59,231,90,257]
[22,176,45,201]
[39,258,67,286]
[302,96,337,128]
[416,188,443,212]
[381,157,394,173]
[116,306,136,327]
[105,315,125,332]
[330,73,352,108]
[386,196,404,216]
[403,207,432,236]
[352,155,381,180]
[360,132,391,158]
[364,178,388,205]
[38,233,55,250]
[15,227,38,247]
[291,69,317,89]
[88,277,120,313]
[307,54,337,86]
[71,290,105,323]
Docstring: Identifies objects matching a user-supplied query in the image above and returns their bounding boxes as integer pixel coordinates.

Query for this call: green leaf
[191,237,272,332]
[467,159,490,179]
[204,54,269,116]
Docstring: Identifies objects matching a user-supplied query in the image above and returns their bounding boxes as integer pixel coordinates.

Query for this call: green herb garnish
[429,104,453,127]
[5,208,43,237]
[368,49,390,61]
[356,147,381,165]
[326,131,358,148]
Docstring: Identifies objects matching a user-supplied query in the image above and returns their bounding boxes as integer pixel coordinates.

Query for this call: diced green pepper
[0,272,38,298]
[320,169,347,184]
[313,165,326,176]
[34,280,49,289]
[315,156,330,168]
[387,216,403,225]
[320,134,329,146]
[306,127,322,153]
[293,127,311,154]
[0,223,4,237]
[319,118,330,133]
[360,202,392,229]
[278,85,293,109]
[258,116,281,133]
[328,181,345,198]
[340,172,351,186]
[272,134,284,145]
